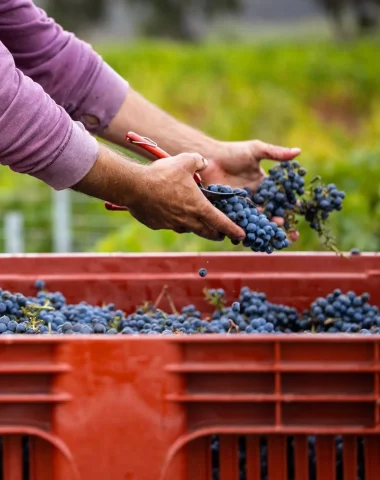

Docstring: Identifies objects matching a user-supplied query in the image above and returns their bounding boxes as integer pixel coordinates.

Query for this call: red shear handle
[125,132,170,160]
[105,131,203,211]
[126,132,202,183]
[104,202,129,211]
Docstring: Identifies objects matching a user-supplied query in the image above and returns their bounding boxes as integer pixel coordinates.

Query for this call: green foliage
[3,39,380,253]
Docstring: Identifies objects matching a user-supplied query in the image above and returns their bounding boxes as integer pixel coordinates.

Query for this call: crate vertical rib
[294,436,309,480]
[316,436,336,480]
[274,341,282,427]
[3,436,23,480]
[188,437,212,480]
[375,341,380,427]
[29,437,53,480]
[367,341,380,480]
[246,436,261,480]
[342,436,357,480]
[365,436,380,480]
[219,435,239,480]
[267,436,287,480]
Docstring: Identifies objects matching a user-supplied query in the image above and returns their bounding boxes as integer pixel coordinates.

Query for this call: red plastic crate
[1,252,380,480]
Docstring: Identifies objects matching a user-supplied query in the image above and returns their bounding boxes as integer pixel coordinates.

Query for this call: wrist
[199,138,226,161]
[72,143,146,206]
[199,140,233,184]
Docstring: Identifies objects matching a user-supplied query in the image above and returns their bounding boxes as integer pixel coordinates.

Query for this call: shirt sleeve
[0,41,99,190]
[0,0,129,136]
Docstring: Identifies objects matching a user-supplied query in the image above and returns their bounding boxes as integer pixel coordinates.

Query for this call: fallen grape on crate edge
[198,268,208,278]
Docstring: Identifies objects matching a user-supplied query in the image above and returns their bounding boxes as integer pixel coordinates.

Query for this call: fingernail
[290,148,301,153]
[202,157,208,167]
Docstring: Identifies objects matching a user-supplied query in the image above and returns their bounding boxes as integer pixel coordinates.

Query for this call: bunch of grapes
[252,160,306,225]
[243,161,346,253]
[204,160,346,254]
[299,180,346,231]
[297,289,380,334]
[209,184,289,253]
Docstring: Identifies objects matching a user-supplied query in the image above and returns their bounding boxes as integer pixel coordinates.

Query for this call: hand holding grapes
[126,152,245,242]
[74,146,245,242]
[200,139,302,241]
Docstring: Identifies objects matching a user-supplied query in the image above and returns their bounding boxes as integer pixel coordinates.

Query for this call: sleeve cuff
[72,60,129,136]
[32,121,99,190]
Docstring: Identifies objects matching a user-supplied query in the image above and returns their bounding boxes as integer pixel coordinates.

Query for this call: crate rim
[0,334,378,343]
[0,252,377,260]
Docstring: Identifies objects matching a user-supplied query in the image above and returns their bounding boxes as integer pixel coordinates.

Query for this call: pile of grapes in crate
[0,278,379,335]
[209,160,346,254]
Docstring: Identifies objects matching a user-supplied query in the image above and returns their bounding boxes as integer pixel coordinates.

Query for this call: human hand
[127,153,246,242]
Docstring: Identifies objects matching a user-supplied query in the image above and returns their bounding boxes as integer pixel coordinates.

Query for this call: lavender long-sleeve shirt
[0,0,129,189]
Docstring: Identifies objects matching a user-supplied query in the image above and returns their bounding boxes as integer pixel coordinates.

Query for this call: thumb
[177,152,209,174]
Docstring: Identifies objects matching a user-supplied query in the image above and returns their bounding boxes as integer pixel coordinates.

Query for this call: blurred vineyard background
[2,0,380,254]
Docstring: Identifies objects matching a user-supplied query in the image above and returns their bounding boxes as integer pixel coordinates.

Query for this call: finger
[172,215,224,242]
[177,217,225,241]
[174,226,191,235]
[193,224,226,242]
[253,141,301,162]
[176,152,208,174]
[289,230,299,242]
[199,202,245,241]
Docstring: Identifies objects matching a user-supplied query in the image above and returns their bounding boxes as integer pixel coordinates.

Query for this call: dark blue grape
[34,279,45,290]
[0,315,10,325]
[232,302,240,313]
[198,268,208,278]
[16,323,27,334]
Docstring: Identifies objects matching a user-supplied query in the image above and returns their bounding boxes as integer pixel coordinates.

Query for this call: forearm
[102,89,225,159]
